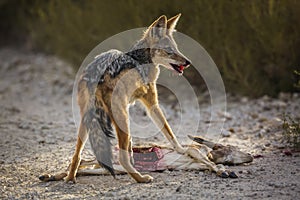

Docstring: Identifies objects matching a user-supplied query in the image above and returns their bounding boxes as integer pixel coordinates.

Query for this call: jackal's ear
[167,13,181,35]
[144,15,167,40]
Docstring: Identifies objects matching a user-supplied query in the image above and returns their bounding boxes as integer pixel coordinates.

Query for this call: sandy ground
[0,48,299,200]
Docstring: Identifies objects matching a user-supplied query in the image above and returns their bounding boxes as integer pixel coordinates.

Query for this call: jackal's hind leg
[65,122,87,183]
[39,159,101,182]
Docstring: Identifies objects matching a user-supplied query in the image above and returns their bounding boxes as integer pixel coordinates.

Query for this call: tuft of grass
[282,113,300,150]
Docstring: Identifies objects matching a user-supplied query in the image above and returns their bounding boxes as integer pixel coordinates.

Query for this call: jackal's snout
[169,55,191,74]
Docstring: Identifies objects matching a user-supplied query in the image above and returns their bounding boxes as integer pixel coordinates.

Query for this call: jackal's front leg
[112,105,153,183]
[148,104,185,153]
[140,85,185,154]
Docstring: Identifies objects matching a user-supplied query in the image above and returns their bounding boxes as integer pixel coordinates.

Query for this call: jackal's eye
[164,47,173,54]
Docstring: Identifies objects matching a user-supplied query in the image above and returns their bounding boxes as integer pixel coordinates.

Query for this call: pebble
[219,111,233,120]
[258,117,268,122]
[175,185,182,192]
[250,113,259,119]
[256,132,263,138]
[260,129,267,135]
[18,122,30,129]
[221,130,231,137]
[282,149,292,156]
[40,125,50,130]
[228,128,235,133]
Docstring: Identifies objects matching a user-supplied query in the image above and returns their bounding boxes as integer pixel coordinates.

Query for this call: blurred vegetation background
[0,0,299,97]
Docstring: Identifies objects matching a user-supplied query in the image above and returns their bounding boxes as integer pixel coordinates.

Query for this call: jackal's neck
[126,39,159,84]
[125,48,152,65]
[126,39,152,65]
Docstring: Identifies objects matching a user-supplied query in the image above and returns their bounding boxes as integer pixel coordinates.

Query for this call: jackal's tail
[84,107,115,177]
[188,135,216,149]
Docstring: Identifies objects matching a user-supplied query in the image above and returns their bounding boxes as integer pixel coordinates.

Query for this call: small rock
[262,105,271,111]
[258,167,265,171]
[219,111,233,120]
[283,149,292,156]
[259,129,266,136]
[258,118,268,123]
[250,113,259,119]
[228,128,235,133]
[41,125,50,130]
[265,128,271,133]
[239,170,249,174]
[221,130,231,137]
[175,185,182,192]
[265,142,271,147]
[18,122,30,129]
[255,132,263,138]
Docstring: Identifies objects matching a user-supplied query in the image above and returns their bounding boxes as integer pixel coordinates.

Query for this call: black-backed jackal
[64,14,206,183]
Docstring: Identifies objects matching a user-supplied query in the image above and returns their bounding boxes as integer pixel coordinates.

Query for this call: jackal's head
[143,14,191,74]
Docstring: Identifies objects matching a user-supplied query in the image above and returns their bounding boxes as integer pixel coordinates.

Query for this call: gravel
[0,48,299,199]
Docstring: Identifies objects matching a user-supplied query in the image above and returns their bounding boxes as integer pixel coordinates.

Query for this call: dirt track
[0,48,299,199]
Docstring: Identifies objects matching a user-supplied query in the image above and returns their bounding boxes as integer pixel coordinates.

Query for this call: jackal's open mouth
[170,63,185,74]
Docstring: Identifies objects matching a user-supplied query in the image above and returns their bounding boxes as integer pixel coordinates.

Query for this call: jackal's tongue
[179,65,184,71]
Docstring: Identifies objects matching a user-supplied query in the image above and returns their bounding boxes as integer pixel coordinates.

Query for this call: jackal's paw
[138,175,153,183]
[64,175,77,184]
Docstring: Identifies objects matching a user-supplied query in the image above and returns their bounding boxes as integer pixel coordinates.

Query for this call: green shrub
[282,114,300,150]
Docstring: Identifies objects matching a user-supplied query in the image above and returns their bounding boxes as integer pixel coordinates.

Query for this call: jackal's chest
[129,85,149,103]
[129,66,159,103]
